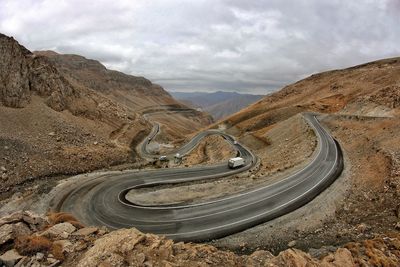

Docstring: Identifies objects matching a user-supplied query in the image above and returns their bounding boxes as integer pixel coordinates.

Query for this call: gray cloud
[1,0,399,94]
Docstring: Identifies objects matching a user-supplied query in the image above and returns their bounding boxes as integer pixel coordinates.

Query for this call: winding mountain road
[52,113,343,242]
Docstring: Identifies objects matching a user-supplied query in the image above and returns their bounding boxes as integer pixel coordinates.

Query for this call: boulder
[0,211,47,230]
[72,227,98,236]
[246,250,274,266]
[320,248,356,267]
[0,249,23,267]
[47,256,60,265]
[267,249,320,267]
[77,228,147,266]
[22,211,48,228]
[53,239,74,253]
[12,222,32,238]
[0,212,23,227]
[36,252,45,260]
[0,224,13,245]
[41,222,76,239]
[0,221,33,246]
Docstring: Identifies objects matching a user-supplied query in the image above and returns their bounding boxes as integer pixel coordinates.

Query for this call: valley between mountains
[1,33,400,266]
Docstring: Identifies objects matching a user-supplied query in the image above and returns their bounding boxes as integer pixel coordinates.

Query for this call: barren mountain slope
[35,51,213,140]
[207,58,400,253]
[34,51,179,109]
[0,34,153,195]
[223,57,400,133]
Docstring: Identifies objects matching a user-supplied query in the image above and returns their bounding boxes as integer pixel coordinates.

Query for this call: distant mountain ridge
[169,91,264,120]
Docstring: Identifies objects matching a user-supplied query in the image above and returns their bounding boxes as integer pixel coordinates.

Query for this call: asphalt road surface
[139,122,249,160]
[53,113,343,242]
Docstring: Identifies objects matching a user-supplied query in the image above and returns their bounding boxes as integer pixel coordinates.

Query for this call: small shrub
[47,212,84,229]
[364,239,393,266]
[47,212,76,224]
[69,220,85,229]
[15,235,52,255]
[51,243,65,261]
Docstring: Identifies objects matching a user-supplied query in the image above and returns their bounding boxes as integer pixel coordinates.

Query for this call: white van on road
[228,157,245,168]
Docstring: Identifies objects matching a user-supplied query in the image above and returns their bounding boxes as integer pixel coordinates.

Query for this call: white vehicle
[159,155,168,161]
[228,157,245,168]
[233,141,238,145]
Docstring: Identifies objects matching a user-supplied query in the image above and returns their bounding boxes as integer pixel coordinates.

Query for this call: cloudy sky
[1,0,400,94]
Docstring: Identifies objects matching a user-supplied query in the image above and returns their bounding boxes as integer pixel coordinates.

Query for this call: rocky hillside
[0,34,151,124]
[34,51,181,110]
[223,57,400,133]
[1,34,77,111]
[0,33,155,194]
[34,51,213,142]
[204,58,400,255]
[1,211,399,266]
[0,33,210,196]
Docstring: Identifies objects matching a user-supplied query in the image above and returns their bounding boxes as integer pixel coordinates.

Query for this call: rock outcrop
[0,33,78,110]
[33,50,210,120]
[28,55,78,112]
[0,33,138,124]
[0,33,31,108]
[0,33,154,194]
[0,211,399,266]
